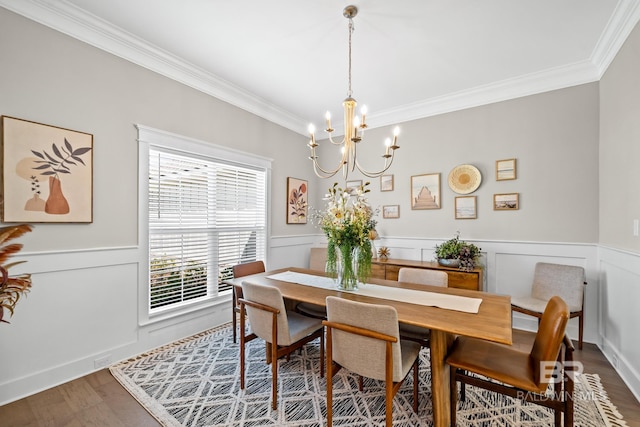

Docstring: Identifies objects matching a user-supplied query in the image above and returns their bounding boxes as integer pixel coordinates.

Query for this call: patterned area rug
[110,324,627,426]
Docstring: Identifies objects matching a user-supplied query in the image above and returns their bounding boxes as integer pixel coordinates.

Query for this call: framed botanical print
[286,177,308,224]
[496,158,517,180]
[1,116,93,223]
[411,173,441,210]
[493,193,519,210]
[455,196,477,219]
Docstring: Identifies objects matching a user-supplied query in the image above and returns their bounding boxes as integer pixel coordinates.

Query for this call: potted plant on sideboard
[434,232,481,272]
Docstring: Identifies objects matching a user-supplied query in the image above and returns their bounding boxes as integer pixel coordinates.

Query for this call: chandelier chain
[348,18,353,98]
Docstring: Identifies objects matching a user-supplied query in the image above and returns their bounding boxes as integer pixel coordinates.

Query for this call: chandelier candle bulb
[360,105,367,127]
[308,124,316,146]
[392,126,400,149]
[325,111,333,132]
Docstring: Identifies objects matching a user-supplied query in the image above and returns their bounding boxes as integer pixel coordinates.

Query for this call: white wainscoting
[598,246,640,402]
[2,236,638,406]
[0,246,229,405]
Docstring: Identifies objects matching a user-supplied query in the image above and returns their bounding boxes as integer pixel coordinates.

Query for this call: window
[139,125,270,315]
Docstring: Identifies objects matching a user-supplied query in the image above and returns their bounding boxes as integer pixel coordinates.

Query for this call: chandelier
[307,5,400,180]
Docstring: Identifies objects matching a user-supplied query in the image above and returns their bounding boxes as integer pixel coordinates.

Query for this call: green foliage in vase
[434,231,481,271]
[314,182,377,284]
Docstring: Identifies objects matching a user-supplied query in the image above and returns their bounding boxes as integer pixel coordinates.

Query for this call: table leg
[430,330,454,427]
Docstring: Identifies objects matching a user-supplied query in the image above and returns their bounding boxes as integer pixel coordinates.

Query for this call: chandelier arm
[310,157,347,178]
[353,153,394,178]
[327,135,347,145]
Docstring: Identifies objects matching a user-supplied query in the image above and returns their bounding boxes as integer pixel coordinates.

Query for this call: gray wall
[600,19,640,252]
[318,84,599,243]
[598,17,640,398]
[0,7,315,253]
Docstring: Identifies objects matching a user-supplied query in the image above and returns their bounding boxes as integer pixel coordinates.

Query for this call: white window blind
[148,148,266,311]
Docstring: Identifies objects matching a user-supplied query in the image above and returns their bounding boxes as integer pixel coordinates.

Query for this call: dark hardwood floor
[1,331,638,426]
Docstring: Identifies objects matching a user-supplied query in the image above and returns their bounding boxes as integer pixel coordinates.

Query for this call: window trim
[137,124,272,326]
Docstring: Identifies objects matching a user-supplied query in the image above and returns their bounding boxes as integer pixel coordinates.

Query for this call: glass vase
[336,245,359,291]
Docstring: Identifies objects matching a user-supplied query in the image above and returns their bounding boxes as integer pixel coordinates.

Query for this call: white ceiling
[2,0,640,135]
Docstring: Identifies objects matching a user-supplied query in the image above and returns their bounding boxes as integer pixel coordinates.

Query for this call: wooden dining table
[225,267,512,427]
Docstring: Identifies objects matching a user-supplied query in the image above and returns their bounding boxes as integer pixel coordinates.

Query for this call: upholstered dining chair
[323,296,421,427]
[397,267,448,347]
[308,247,328,271]
[511,262,587,349]
[231,261,265,343]
[239,280,324,410]
[295,247,329,319]
[447,296,575,427]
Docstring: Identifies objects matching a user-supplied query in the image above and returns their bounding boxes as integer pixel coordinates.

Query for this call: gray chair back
[241,281,291,345]
[531,262,585,310]
[398,267,448,287]
[325,296,404,382]
[309,247,328,272]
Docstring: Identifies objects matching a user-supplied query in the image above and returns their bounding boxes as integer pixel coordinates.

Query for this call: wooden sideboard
[370,258,483,291]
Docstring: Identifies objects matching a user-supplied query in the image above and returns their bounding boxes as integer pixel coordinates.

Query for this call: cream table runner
[265,271,482,313]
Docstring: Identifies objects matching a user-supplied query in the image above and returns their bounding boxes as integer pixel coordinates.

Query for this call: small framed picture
[345,179,363,195]
[496,158,517,181]
[380,174,394,192]
[286,177,308,224]
[382,205,400,219]
[411,173,441,210]
[493,193,519,210]
[455,196,477,219]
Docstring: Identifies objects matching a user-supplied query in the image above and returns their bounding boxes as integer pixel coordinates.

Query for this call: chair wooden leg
[271,313,278,410]
[326,327,334,427]
[359,375,364,391]
[239,303,246,390]
[412,359,419,413]
[319,331,325,378]
[385,341,393,427]
[578,313,584,350]
[232,287,238,343]
[554,375,562,427]
[271,350,278,410]
[564,351,575,427]
[450,367,458,424]
[385,381,393,427]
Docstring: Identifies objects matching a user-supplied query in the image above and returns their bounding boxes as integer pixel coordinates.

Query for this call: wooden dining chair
[511,262,587,349]
[239,280,324,410]
[323,296,421,427]
[397,267,448,347]
[231,261,265,343]
[447,296,575,427]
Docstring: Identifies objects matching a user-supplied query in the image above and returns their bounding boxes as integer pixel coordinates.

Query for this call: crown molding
[591,0,640,77]
[2,0,639,136]
[0,0,307,133]
[367,60,601,129]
